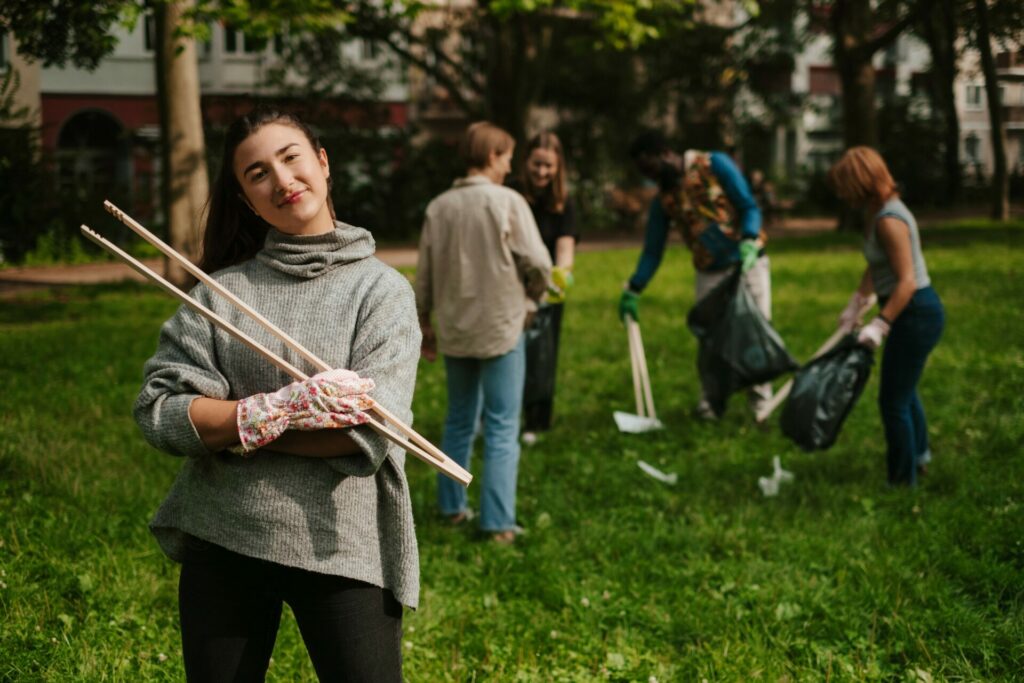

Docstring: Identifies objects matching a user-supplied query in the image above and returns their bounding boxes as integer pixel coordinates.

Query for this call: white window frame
[965,133,982,164]
[965,84,984,110]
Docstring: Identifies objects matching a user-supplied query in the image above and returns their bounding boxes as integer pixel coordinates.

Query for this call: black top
[510,182,579,260]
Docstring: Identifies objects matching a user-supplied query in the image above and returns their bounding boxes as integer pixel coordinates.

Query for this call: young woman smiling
[134,108,420,681]
[513,132,579,443]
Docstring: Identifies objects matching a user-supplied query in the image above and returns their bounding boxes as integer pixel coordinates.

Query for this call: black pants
[178,535,403,683]
[523,304,564,431]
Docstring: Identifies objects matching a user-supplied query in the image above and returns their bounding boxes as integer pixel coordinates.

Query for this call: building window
[224,25,238,53]
[966,84,984,108]
[0,31,9,70]
[997,85,1006,108]
[143,15,156,52]
[965,133,981,164]
[244,34,268,53]
[360,39,380,61]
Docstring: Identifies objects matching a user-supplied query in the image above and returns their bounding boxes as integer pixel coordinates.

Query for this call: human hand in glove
[857,316,891,350]
[838,291,872,332]
[547,266,575,304]
[236,368,375,454]
[738,239,759,274]
[618,287,640,322]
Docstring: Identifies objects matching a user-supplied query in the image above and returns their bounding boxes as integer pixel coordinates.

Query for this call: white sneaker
[695,401,719,421]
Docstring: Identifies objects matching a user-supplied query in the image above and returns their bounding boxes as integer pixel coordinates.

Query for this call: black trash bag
[687,268,798,416]
[523,305,557,409]
[781,334,874,451]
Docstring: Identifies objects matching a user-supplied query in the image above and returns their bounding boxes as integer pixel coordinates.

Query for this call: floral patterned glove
[235,368,375,454]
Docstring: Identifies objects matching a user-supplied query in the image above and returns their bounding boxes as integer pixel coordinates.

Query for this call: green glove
[738,239,759,273]
[548,266,575,304]
[618,288,640,322]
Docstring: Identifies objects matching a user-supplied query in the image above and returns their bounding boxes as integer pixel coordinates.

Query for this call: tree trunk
[483,11,550,148]
[833,0,879,149]
[155,0,209,287]
[921,0,961,204]
[974,0,1009,220]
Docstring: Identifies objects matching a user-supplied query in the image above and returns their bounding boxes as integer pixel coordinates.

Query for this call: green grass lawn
[1,221,1022,681]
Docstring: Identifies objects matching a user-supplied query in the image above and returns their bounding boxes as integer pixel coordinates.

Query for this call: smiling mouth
[279,189,305,206]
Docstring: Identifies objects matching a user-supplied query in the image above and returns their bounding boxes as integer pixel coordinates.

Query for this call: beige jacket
[416,175,552,358]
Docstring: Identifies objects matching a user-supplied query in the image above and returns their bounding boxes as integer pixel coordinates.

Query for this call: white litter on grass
[614,411,664,433]
[637,460,678,485]
[758,456,795,497]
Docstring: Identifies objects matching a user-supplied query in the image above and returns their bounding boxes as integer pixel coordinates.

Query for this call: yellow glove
[547,266,574,304]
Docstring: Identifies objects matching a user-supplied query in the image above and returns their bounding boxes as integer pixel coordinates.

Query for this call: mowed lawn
[1,220,1022,681]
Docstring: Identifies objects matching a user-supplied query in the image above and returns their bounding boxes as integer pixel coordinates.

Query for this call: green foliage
[0,0,134,69]
[879,97,948,206]
[2,221,1023,679]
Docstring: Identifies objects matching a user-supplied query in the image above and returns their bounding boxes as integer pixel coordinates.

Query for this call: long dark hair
[519,131,567,213]
[199,108,334,273]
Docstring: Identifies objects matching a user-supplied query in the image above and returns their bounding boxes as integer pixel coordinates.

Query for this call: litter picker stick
[755,294,878,423]
[102,201,464,481]
[81,223,472,486]
[629,317,657,420]
[626,315,645,417]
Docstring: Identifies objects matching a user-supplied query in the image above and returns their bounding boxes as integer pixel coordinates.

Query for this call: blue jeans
[879,286,944,486]
[438,335,525,531]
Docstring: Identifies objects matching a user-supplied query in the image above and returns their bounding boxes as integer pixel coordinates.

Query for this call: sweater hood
[256,220,376,278]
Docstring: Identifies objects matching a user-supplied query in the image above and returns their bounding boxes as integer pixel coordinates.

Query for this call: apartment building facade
[1,19,408,220]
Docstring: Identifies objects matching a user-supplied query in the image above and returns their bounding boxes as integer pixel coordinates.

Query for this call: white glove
[838,291,871,332]
[235,368,375,454]
[857,317,891,350]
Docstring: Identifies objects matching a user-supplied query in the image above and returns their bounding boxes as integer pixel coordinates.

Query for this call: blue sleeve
[628,198,669,292]
[710,152,761,239]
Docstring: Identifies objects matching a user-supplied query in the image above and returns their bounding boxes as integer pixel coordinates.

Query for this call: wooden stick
[103,201,462,480]
[630,318,658,420]
[625,315,645,417]
[755,295,878,423]
[82,224,472,486]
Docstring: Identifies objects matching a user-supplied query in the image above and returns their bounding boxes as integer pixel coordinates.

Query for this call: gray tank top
[864,198,931,298]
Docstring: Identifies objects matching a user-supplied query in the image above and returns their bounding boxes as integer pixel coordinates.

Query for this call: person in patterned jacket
[618,129,773,420]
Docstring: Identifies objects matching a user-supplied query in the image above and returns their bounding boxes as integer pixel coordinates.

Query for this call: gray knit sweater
[134,222,422,608]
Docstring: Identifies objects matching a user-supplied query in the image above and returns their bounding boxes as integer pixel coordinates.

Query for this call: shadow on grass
[769,221,1024,256]
[0,282,154,325]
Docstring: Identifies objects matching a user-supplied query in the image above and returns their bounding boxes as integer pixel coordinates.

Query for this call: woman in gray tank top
[828,147,945,486]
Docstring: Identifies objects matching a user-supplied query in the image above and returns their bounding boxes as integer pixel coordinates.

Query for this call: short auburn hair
[828,146,898,207]
[461,121,515,171]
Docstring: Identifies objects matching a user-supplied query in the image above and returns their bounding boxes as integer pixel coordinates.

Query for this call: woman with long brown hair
[135,108,420,680]
[514,131,579,443]
[829,146,945,486]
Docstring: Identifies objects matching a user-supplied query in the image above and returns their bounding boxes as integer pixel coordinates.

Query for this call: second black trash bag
[523,305,558,426]
[686,268,798,416]
[781,334,874,451]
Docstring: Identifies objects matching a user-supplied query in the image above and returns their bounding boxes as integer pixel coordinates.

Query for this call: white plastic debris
[758,456,794,497]
[637,460,678,485]
[614,411,665,433]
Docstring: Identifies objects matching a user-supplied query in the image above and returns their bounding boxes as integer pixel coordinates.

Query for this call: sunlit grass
[1,221,1022,680]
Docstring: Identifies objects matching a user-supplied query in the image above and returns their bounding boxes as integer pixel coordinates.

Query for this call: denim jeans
[438,335,526,531]
[879,286,945,486]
